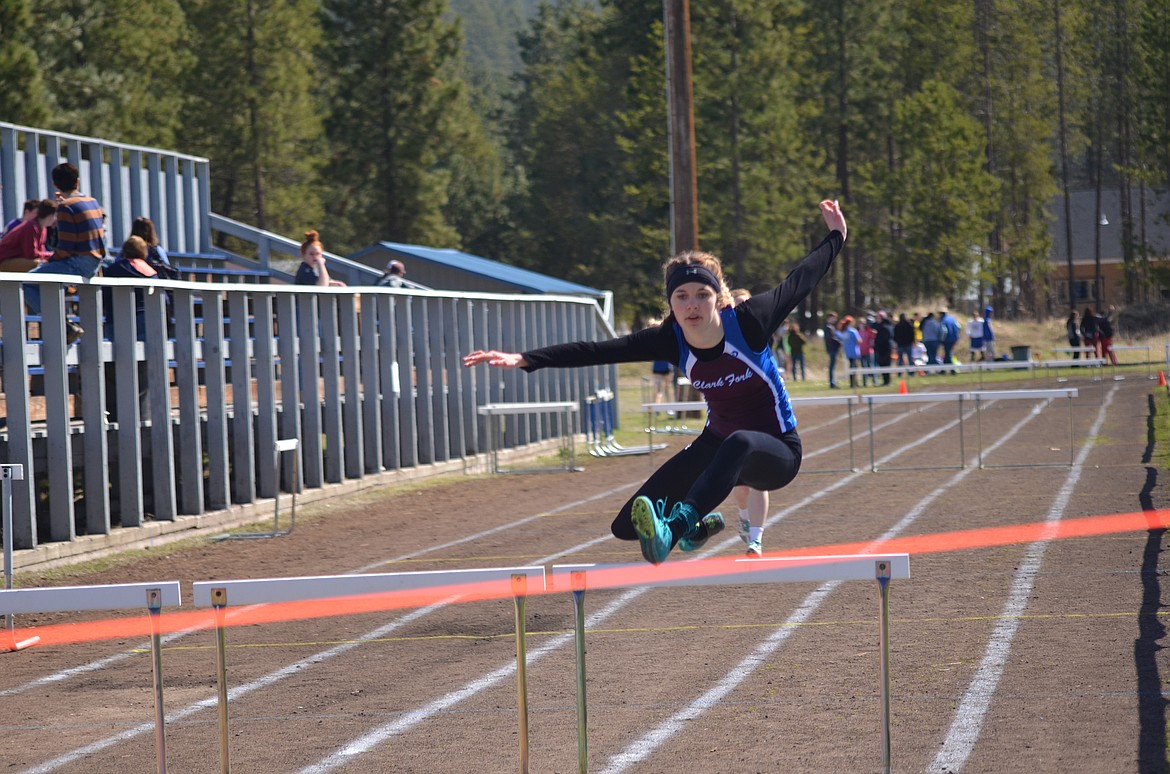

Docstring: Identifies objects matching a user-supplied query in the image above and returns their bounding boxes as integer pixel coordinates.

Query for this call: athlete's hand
[819,199,847,242]
[463,350,528,369]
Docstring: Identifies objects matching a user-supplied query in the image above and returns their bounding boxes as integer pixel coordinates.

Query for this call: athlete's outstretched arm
[463,350,529,368]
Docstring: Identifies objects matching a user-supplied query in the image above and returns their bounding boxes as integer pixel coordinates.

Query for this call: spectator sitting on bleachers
[3,198,40,235]
[102,235,168,422]
[295,230,346,287]
[375,259,406,287]
[25,162,107,344]
[0,199,56,272]
[130,216,181,278]
[102,235,178,337]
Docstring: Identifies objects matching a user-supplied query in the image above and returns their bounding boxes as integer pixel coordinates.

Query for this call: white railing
[0,274,617,553]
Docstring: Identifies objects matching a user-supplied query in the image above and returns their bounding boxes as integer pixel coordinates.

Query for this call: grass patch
[1153,386,1170,471]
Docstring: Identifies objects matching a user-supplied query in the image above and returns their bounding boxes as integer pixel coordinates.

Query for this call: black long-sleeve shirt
[522,230,843,370]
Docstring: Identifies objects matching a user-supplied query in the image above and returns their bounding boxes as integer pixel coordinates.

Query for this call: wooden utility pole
[663,0,699,255]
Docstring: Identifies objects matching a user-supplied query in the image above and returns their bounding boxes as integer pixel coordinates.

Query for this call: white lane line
[927,386,1116,773]
[599,396,1078,772]
[297,406,965,771]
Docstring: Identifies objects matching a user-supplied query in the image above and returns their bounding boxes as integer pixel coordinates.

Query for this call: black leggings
[611,428,802,540]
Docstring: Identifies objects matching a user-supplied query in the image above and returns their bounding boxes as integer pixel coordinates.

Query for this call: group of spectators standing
[821,306,997,388]
[1065,305,1119,365]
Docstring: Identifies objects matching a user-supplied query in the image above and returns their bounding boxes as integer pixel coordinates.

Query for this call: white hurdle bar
[551,554,911,774]
[969,388,1078,468]
[0,581,183,774]
[192,566,547,774]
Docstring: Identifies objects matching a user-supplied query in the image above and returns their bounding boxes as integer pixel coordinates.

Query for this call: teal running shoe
[630,496,674,565]
[677,507,725,552]
[737,516,751,545]
[745,537,763,558]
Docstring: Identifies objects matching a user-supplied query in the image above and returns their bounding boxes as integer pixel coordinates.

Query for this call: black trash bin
[1011,345,1031,362]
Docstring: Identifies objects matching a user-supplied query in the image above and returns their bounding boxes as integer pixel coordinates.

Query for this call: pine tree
[980,0,1060,316]
[319,0,473,251]
[181,0,323,240]
[0,0,49,126]
[1134,0,1170,191]
[798,0,904,312]
[30,0,188,147]
[881,81,999,300]
[508,2,639,309]
[691,0,827,293]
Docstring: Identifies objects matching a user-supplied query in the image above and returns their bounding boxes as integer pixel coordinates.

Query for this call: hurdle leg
[146,588,169,774]
[868,400,877,472]
[212,588,231,774]
[571,571,588,774]
[847,401,856,472]
[875,560,893,774]
[976,395,985,468]
[2,465,40,652]
[511,574,530,774]
[957,395,966,468]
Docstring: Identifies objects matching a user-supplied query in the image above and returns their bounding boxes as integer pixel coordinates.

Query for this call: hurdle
[864,392,966,471]
[213,438,300,540]
[1110,344,1153,378]
[969,388,1078,468]
[586,389,666,457]
[643,394,861,472]
[2,463,39,651]
[550,554,911,774]
[477,401,582,474]
[192,566,546,774]
[0,580,183,773]
[1040,358,1106,395]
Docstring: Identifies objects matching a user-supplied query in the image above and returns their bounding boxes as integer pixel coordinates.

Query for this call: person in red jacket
[0,199,56,272]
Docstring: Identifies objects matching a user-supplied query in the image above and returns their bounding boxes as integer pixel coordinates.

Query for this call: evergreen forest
[2,0,1168,324]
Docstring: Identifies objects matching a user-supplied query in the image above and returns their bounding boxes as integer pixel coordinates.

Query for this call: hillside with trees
[2,0,1167,324]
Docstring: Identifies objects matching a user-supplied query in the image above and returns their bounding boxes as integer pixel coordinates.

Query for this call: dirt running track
[3,375,1169,773]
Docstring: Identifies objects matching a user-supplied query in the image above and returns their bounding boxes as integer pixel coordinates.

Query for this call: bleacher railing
[1,121,211,254]
[0,274,617,552]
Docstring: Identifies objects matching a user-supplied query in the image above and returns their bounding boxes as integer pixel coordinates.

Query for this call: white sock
[749,527,764,543]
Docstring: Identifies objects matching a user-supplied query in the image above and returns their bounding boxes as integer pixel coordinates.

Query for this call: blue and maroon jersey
[519,230,843,438]
[675,307,794,437]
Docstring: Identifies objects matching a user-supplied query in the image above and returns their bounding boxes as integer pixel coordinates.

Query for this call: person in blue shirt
[939,308,961,371]
[981,306,996,361]
[836,314,862,387]
[464,200,847,565]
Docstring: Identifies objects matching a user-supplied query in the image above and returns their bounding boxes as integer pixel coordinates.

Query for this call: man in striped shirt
[25,162,106,343]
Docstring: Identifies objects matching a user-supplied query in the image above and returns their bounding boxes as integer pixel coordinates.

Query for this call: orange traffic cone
[898,379,908,394]
[1159,371,1167,387]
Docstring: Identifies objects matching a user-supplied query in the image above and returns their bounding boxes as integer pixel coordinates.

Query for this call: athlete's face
[670,281,721,341]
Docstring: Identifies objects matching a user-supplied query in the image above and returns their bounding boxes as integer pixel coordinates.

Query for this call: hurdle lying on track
[585,389,667,457]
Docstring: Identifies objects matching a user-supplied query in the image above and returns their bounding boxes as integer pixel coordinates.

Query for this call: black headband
[666,264,721,298]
